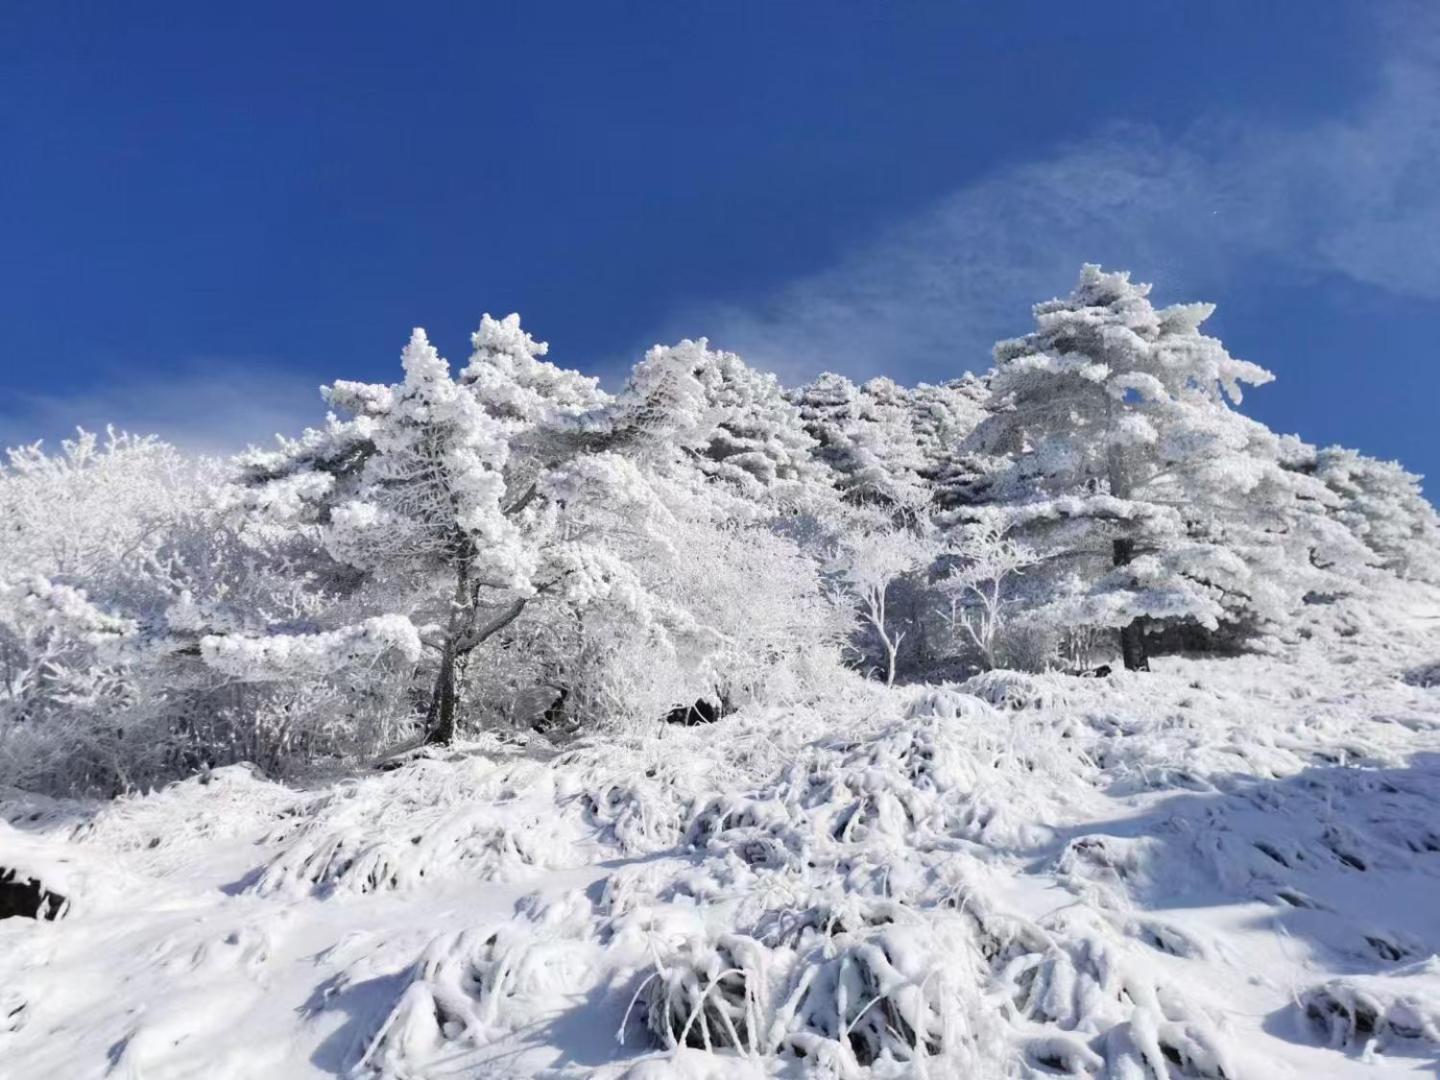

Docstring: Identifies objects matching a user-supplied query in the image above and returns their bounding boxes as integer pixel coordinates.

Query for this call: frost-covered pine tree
[1308,446,1440,584]
[623,339,824,507]
[966,265,1326,669]
[909,375,993,513]
[459,312,612,484]
[234,319,775,747]
[239,327,534,745]
[791,372,990,522]
[790,374,931,516]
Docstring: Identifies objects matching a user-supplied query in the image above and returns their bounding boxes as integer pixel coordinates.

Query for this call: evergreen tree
[236,322,676,745]
[623,338,824,507]
[966,265,1326,668]
[1309,446,1440,584]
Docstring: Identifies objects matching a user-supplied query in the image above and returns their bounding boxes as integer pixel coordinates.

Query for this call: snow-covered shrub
[364,920,602,1069]
[902,686,991,722]
[637,921,987,1071]
[957,670,1069,711]
[551,510,848,732]
[781,923,967,1067]
[0,432,229,793]
[1403,660,1440,689]
[644,933,763,1053]
[252,755,584,895]
[572,745,719,853]
[1300,960,1440,1051]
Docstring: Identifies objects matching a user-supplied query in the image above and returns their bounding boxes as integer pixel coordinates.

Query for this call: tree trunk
[425,553,474,747]
[1118,618,1149,672]
[424,648,458,746]
[1112,537,1150,672]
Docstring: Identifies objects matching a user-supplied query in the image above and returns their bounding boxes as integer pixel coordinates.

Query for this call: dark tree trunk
[1118,619,1149,672]
[1112,537,1150,672]
[424,649,458,746]
[423,595,533,746]
[425,554,472,748]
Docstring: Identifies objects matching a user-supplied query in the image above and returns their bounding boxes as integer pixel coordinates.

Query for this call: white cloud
[0,362,328,457]
[670,8,1440,386]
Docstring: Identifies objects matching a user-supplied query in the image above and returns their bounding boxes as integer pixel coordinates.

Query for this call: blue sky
[3,2,1438,487]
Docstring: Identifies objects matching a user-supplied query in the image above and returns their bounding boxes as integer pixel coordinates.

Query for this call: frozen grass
[2,586,1440,1077]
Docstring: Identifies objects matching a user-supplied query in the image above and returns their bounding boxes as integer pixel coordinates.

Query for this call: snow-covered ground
[4,590,1440,1079]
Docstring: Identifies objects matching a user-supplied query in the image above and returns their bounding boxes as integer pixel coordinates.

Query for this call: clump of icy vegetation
[3,266,1440,1076]
[5,608,1440,1077]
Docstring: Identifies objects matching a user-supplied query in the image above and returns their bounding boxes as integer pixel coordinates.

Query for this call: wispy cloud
[0,362,328,457]
[673,7,1440,386]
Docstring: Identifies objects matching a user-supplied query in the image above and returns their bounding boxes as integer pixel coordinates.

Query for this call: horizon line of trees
[3,266,1437,796]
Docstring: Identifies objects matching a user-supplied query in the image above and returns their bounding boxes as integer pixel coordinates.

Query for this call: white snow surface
[4,590,1440,1079]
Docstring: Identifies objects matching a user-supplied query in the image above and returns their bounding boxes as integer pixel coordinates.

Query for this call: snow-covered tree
[828,526,935,686]
[624,339,824,508]
[233,322,679,746]
[908,375,991,509]
[6,273,1437,799]
[937,522,1037,671]
[791,371,990,526]
[229,320,846,748]
[1307,446,1440,584]
[966,265,1333,668]
[244,328,536,744]
[791,374,929,516]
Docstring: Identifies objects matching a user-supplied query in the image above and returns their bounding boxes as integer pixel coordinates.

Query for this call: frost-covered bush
[957,670,1069,711]
[1403,660,1440,688]
[0,427,434,793]
[0,433,260,792]
[1300,960,1440,1052]
[559,511,847,731]
[0,434,183,791]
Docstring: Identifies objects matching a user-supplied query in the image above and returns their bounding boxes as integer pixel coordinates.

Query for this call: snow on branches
[198,615,423,681]
[966,264,1358,666]
[2,265,1438,792]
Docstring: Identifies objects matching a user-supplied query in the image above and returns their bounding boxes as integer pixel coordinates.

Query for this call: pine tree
[791,374,943,517]
[1309,446,1440,584]
[236,322,676,745]
[623,338,824,506]
[966,265,1321,668]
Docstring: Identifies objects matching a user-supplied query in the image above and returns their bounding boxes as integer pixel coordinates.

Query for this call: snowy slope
[3,589,1440,1079]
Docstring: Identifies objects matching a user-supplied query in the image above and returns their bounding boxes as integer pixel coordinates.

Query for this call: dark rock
[0,868,66,921]
[663,699,723,726]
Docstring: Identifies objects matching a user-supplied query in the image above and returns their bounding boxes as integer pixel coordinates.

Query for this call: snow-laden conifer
[966,265,1352,667]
